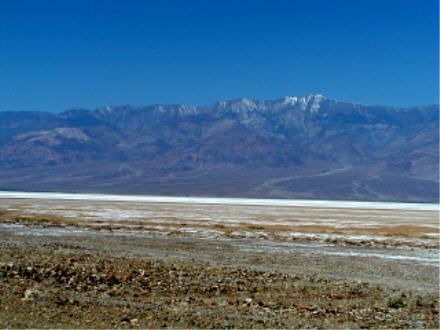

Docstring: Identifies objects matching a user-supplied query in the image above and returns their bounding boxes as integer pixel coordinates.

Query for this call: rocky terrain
[0,95,438,202]
[0,193,438,328]
[0,232,438,328]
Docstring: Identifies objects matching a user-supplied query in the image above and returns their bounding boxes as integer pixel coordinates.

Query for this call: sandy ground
[0,193,438,328]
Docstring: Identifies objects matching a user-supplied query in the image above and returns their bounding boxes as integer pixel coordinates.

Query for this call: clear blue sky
[0,0,438,112]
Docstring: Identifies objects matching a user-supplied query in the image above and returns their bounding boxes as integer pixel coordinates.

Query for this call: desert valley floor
[0,192,438,328]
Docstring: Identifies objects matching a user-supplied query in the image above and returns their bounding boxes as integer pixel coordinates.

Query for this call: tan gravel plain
[0,195,439,328]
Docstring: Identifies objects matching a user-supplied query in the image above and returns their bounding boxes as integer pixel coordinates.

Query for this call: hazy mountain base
[0,163,437,202]
[0,96,438,202]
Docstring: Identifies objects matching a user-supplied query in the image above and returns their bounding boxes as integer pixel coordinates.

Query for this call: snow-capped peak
[240,98,256,108]
[225,98,258,113]
[310,94,325,113]
[283,94,325,112]
[283,96,299,106]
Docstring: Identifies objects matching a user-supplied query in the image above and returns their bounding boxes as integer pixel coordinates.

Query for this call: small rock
[100,292,111,299]
[22,288,40,301]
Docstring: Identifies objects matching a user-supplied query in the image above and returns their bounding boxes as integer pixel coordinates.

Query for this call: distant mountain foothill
[0,95,438,202]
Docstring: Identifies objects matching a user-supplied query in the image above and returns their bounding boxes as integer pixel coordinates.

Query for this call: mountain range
[0,95,438,202]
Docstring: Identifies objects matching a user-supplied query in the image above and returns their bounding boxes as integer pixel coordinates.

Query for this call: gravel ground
[0,230,438,328]
[0,195,438,328]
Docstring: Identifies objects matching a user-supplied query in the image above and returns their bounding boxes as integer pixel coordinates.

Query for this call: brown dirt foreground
[0,241,438,329]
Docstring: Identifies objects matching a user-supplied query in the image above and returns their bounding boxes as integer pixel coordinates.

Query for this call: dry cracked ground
[0,194,439,328]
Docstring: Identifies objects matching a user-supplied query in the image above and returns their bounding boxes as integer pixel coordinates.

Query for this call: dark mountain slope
[0,95,438,202]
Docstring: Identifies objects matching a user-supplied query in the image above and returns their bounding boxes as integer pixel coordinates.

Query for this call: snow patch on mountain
[283,96,299,106]
[310,94,325,113]
[224,98,259,113]
[177,105,198,115]
[283,94,325,112]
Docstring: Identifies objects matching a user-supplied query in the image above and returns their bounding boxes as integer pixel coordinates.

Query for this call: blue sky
[0,0,438,112]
